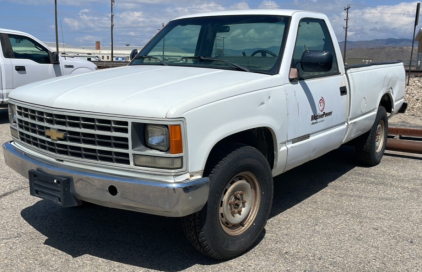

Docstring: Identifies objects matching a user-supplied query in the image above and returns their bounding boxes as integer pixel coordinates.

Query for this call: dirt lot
[0,105,421,271]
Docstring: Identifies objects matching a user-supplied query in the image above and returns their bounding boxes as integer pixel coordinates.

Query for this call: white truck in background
[4,10,407,260]
[0,28,97,105]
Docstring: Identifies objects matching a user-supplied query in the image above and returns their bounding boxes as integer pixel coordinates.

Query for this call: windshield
[130,15,290,75]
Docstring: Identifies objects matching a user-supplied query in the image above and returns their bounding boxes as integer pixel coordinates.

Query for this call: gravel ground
[0,107,421,271]
[389,77,422,128]
[404,76,422,117]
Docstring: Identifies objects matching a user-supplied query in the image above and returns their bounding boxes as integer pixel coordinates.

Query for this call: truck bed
[344,62,406,143]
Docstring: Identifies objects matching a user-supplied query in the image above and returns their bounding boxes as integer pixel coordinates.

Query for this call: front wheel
[355,106,388,166]
[182,144,273,260]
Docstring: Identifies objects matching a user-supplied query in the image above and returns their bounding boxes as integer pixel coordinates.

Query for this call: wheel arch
[203,127,277,177]
[379,92,394,113]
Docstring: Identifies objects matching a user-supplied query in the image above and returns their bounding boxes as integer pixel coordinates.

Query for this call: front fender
[183,86,288,176]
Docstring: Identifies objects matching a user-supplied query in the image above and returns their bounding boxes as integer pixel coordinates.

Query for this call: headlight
[145,125,169,151]
[8,104,17,127]
[133,123,184,169]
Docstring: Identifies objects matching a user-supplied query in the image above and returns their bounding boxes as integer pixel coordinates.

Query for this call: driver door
[6,34,57,89]
[284,18,349,171]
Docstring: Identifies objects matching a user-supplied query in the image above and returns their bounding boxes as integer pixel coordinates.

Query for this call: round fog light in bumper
[133,155,183,169]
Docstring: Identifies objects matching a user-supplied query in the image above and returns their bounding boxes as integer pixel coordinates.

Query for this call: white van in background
[0,28,97,105]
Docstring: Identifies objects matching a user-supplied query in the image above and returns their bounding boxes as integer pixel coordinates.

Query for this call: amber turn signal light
[169,125,183,154]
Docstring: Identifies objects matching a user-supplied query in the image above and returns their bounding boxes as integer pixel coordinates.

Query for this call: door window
[8,34,50,64]
[291,19,339,79]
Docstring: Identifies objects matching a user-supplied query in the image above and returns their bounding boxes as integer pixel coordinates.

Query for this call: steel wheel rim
[219,171,261,236]
[375,119,385,153]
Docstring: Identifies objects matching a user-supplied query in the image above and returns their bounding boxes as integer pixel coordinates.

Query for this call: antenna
[111,0,115,62]
[54,0,59,59]
[343,5,350,65]
[60,20,66,55]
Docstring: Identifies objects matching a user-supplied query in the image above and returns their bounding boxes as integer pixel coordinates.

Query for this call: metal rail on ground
[387,127,422,154]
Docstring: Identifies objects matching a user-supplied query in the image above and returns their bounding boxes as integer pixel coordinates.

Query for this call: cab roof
[173,9,322,20]
[0,28,29,36]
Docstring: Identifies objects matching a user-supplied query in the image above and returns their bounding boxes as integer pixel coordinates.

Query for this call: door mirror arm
[289,68,300,82]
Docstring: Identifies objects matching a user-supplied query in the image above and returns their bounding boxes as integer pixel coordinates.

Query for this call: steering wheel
[251,49,277,57]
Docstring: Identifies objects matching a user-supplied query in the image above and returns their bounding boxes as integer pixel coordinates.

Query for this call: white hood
[10,65,275,118]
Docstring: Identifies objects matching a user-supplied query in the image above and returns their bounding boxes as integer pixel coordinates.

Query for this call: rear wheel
[356,106,388,166]
[182,144,273,260]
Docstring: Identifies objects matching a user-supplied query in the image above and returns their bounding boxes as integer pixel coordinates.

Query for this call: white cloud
[0,0,103,6]
[169,2,226,17]
[75,35,101,43]
[258,1,279,9]
[230,2,250,10]
[329,2,419,41]
[64,9,109,32]
[60,1,234,45]
[0,0,196,7]
[63,18,80,31]
[3,0,420,45]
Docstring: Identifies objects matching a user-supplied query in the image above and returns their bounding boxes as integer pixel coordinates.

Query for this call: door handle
[15,66,26,72]
[340,86,347,96]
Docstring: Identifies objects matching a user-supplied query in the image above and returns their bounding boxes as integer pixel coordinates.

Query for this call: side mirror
[301,51,333,72]
[49,51,60,64]
[130,49,138,60]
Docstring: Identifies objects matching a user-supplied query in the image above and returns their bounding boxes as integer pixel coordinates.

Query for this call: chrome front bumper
[3,141,209,217]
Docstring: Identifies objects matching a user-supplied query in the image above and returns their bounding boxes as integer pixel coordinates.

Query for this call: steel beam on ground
[386,139,422,154]
[388,127,422,137]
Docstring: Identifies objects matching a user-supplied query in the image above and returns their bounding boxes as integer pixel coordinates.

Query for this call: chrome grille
[16,105,130,166]
[17,106,129,133]
[18,119,129,150]
[19,132,130,164]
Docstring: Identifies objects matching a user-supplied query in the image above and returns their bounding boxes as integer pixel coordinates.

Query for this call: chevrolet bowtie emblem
[45,129,66,141]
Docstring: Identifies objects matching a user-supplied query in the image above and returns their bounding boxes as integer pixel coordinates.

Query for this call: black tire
[182,144,273,260]
[356,106,388,166]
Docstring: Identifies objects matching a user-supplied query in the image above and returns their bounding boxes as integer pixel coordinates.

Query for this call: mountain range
[338,38,419,65]
[339,38,417,50]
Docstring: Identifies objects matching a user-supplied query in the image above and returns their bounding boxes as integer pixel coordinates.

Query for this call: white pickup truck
[0,28,97,105]
[3,10,407,259]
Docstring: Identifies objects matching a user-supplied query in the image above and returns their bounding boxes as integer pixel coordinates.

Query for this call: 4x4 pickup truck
[0,28,97,105]
[3,10,407,259]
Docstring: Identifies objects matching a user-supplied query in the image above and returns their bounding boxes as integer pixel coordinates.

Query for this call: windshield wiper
[136,55,168,66]
[182,56,250,72]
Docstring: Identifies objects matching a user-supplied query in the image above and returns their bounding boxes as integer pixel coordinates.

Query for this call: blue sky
[0,0,420,46]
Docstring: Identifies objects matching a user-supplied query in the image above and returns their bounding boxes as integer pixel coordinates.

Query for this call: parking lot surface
[0,108,421,271]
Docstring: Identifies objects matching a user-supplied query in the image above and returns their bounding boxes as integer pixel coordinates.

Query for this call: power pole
[55,0,59,58]
[111,0,115,62]
[343,5,350,65]
[408,2,420,86]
